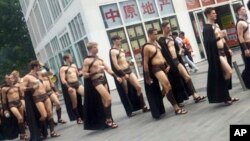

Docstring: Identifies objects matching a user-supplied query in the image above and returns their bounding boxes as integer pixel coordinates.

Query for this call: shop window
[138,0,159,20]
[75,39,88,63]
[119,0,141,25]
[145,19,161,33]
[162,16,180,32]
[156,0,175,16]
[100,4,122,28]
[126,24,146,76]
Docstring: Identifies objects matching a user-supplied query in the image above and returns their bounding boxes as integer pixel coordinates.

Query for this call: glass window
[119,0,141,24]
[162,16,180,32]
[50,37,61,53]
[38,0,53,30]
[68,14,86,42]
[48,0,62,20]
[185,0,201,10]
[156,0,175,16]
[201,0,215,6]
[100,4,122,28]
[59,32,71,49]
[34,3,46,37]
[30,10,42,43]
[75,39,88,64]
[27,19,37,47]
[138,0,159,20]
[61,0,72,8]
[45,43,53,58]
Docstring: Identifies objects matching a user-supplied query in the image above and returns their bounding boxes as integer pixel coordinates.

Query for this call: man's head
[236,5,247,17]
[4,74,11,85]
[147,28,158,41]
[161,22,171,34]
[29,60,41,71]
[87,42,98,54]
[11,70,20,83]
[111,35,122,47]
[204,7,217,21]
[179,31,185,39]
[63,53,73,64]
[172,31,178,39]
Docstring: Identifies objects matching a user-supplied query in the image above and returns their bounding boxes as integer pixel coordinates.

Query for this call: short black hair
[63,53,70,61]
[236,5,244,13]
[179,31,185,36]
[147,28,157,35]
[161,22,170,28]
[204,7,215,17]
[172,31,178,36]
[111,35,121,42]
[29,60,40,70]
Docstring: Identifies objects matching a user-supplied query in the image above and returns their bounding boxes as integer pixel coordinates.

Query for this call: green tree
[0,0,36,82]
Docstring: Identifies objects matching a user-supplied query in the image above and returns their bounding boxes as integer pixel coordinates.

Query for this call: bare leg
[50,93,66,123]
[219,56,232,80]
[77,85,84,96]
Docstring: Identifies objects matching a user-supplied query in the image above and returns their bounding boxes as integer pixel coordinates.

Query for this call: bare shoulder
[110,48,119,55]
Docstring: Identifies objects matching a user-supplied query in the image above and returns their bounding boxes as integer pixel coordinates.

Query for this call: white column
[172,0,202,62]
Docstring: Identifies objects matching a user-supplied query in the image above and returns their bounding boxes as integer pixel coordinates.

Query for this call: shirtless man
[110,35,149,117]
[60,53,84,124]
[203,7,238,104]
[40,66,66,125]
[143,28,187,115]
[83,42,120,128]
[159,22,206,103]
[236,5,250,89]
[1,74,29,140]
[22,60,60,137]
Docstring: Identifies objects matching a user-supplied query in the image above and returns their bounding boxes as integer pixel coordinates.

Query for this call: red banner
[186,0,201,10]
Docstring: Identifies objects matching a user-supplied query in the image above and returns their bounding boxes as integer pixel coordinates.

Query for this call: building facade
[20,0,247,89]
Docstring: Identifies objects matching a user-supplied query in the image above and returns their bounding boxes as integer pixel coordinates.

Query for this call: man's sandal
[194,96,207,103]
[50,131,60,137]
[77,118,83,124]
[231,97,239,102]
[58,119,67,124]
[175,108,188,115]
[106,120,118,129]
[20,134,29,140]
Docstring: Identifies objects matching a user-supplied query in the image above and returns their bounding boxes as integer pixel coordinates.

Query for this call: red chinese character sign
[156,0,174,16]
[186,0,201,10]
[119,0,141,24]
[100,4,122,28]
[201,0,215,6]
[138,0,158,19]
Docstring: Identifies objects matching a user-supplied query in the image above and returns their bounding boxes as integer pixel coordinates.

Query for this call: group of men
[1,4,250,141]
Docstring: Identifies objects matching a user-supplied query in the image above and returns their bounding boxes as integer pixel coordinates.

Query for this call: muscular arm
[111,50,123,71]
[59,67,67,85]
[1,88,7,110]
[237,22,246,43]
[82,59,91,78]
[103,61,115,75]
[143,46,150,72]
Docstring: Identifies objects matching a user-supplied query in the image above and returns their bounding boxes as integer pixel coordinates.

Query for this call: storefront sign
[201,0,215,6]
[138,0,158,19]
[101,4,122,28]
[156,0,174,16]
[119,0,141,24]
[186,0,201,10]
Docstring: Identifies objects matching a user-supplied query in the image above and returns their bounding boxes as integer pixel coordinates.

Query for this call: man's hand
[116,77,122,83]
[124,74,129,80]
[146,77,153,85]
[228,49,233,56]
[245,49,250,57]
[165,66,170,73]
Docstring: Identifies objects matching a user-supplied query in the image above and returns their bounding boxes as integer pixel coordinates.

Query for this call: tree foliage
[0,0,36,82]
